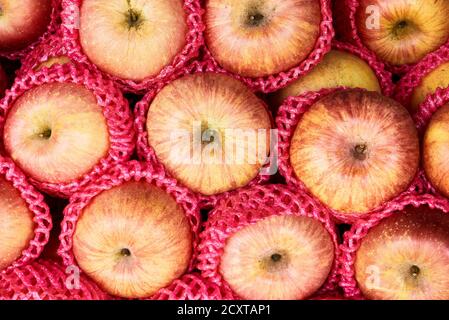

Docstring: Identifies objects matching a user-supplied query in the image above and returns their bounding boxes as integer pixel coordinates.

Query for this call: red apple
[0,0,52,52]
[0,176,34,271]
[355,206,449,300]
[355,0,449,66]
[423,103,449,198]
[3,82,110,185]
[220,214,334,300]
[79,0,188,81]
[290,89,419,214]
[204,0,322,77]
[146,72,272,196]
[72,181,193,298]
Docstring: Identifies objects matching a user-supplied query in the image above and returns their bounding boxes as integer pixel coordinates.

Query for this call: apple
[0,63,8,97]
[354,206,449,300]
[72,180,193,298]
[290,89,419,214]
[35,56,71,71]
[3,82,110,185]
[146,72,272,196]
[79,0,188,81]
[271,49,382,106]
[409,61,449,113]
[219,214,334,300]
[423,103,449,198]
[355,0,449,66]
[0,176,34,271]
[204,0,322,77]
[0,0,52,52]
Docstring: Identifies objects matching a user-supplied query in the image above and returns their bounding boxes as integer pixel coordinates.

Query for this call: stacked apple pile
[2,0,449,301]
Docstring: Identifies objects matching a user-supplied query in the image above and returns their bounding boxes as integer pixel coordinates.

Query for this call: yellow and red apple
[289,89,419,214]
[79,0,188,81]
[72,181,193,298]
[3,82,110,185]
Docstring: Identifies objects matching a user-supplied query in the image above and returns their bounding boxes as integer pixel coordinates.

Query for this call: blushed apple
[290,89,419,214]
[220,214,334,300]
[205,0,322,77]
[355,206,449,300]
[79,0,188,81]
[146,72,272,196]
[271,49,382,105]
[0,0,52,52]
[356,0,449,66]
[423,103,449,198]
[3,82,110,185]
[73,181,193,298]
[0,176,34,271]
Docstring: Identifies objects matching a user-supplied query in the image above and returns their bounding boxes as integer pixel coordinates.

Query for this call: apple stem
[120,248,131,257]
[38,128,52,140]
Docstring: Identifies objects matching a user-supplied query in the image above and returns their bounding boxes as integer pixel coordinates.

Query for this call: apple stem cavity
[271,253,282,262]
[352,143,368,161]
[410,265,420,279]
[120,248,132,257]
[38,128,52,140]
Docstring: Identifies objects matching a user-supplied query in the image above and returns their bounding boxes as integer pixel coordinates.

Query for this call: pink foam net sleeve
[58,160,202,299]
[0,62,136,198]
[338,193,449,299]
[276,87,427,224]
[134,60,273,209]
[0,259,109,300]
[201,0,334,93]
[150,273,236,300]
[0,157,52,274]
[0,0,62,60]
[196,184,341,299]
[60,0,204,94]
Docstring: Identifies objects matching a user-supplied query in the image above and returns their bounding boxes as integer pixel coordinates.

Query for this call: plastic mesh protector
[134,60,273,209]
[413,86,449,195]
[0,62,136,198]
[338,193,449,299]
[332,41,394,97]
[394,44,449,113]
[196,184,341,299]
[58,161,201,299]
[150,273,236,300]
[60,0,204,94]
[334,0,422,75]
[0,259,109,300]
[18,31,70,78]
[276,88,426,224]
[0,0,62,60]
[0,157,52,274]
[201,0,334,93]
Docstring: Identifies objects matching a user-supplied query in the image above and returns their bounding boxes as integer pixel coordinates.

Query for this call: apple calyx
[119,248,132,257]
[246,11,266,27]
[392,20,416,39]
[352,143,368,161]
[261,251,289,273]
[124,0,144,30]
[409,265,420,279]
[37,128,52,140]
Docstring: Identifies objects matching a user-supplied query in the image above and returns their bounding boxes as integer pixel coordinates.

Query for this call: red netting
[0,157,51,273]
[338,193,449,299]
[196,184,341,299]
[334,0,419,75]
[394,44,449,113]
[58,160,201,299]
[413,86,449,195]
[0,62,135,198]
[0,0,62,60]
[201,0,334,93]
[332,41,394,97]
[60,0,204,94]
[0,259,109,300]
[150,273,236,300]
[17,31,70,78]
[134,60,273,209]
[276,88,426,224]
